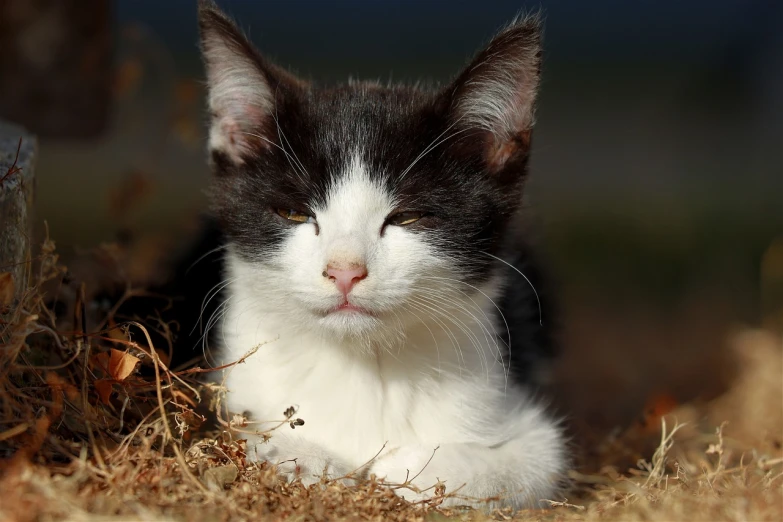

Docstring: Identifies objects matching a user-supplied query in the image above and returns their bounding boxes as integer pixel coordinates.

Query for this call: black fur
[201,2,537,283]
[127,1,558,382]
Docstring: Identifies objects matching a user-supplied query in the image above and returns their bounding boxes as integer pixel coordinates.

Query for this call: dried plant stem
[128,320,207,493]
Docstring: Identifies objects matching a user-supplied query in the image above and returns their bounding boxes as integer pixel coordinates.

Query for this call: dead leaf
[108,349,140,381]
[91,352,110,375]
[94,379,113,405]
[0,272,14,309]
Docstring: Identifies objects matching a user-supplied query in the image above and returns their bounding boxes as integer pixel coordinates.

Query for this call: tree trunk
[0,120,36,301]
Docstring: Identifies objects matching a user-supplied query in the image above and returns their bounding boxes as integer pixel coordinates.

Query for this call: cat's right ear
[441,14,542,176]
[198,0,304,165]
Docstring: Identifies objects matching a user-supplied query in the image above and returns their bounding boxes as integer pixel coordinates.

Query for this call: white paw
[275,454,342,486]
[370,445,444,502]
[248,436,352,486]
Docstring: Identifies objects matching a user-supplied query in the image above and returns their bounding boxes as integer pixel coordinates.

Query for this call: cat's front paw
[249,436,353,487]
[370,445,444,503]
[275,454,347,486]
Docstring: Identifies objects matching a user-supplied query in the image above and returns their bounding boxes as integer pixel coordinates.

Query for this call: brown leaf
[94,379,113,405]
[108,349,140,381]
[91,352,110,375]
[0,272,14,309]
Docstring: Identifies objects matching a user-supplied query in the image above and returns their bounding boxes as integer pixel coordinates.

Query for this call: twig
[0,137,22,185]
[128,321,207,493]
[540,498,586,510]
[330,442,388,482]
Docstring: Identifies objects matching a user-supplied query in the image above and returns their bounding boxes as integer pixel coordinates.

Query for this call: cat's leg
[369,410,566,509]
[247,433,355,486]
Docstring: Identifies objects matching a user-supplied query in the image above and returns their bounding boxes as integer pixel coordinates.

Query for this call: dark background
[4,0,782,432]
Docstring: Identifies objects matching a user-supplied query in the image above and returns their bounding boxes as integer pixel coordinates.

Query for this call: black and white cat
[196,0,566,508]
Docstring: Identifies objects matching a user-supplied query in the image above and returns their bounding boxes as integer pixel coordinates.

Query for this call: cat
[195,0,567,509]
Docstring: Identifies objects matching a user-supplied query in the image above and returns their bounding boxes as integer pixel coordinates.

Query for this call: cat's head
[198,1,542,344]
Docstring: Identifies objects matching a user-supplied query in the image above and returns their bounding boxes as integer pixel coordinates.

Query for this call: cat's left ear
[198,0,305,165]
[443,15,542,174]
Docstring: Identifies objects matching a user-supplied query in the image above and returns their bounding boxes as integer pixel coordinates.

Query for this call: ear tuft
[447,14,542,172]
[198,1,275,163]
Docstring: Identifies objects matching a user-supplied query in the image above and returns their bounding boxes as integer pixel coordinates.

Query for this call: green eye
[386,211,425,226]
[275,208,315,224]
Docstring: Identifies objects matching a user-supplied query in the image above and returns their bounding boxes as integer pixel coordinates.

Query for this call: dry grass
[0,239,781,521]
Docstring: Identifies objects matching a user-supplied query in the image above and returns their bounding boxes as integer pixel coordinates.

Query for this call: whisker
[272,111,309,180]
[239,130,311,190]
[407,300,465,376]
[408,298,473,376]
[186,244,229,274]
[420,275,513,390]
[199,294,234,366]
[398,116,468,181]
[417,286,502,366]
[480,251,543,326]
[191,276,239,337]
[411,293,492,380]
[401,305,442,374]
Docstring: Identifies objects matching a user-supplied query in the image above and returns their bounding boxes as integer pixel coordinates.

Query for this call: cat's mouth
[329,301,373,316]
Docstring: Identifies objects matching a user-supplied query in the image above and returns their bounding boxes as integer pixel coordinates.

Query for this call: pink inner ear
[486,130,531,173]
[222,119,240,148]
[213,116,249,164]
[212,105,271,163]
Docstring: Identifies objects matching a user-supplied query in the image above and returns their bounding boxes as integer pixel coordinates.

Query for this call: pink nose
[325,264,368,296]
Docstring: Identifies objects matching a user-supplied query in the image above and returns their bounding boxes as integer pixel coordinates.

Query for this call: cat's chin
[316,307,386,339]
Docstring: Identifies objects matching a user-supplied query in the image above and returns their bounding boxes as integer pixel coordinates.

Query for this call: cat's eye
[386,211,425,227]
[275,208,315,224]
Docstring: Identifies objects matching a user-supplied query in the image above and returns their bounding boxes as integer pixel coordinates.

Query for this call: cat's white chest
[225,327,418,463]
[216,263,565,507]
[219,304,501,467]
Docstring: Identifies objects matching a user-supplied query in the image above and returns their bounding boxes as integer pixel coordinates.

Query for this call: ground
[0,239,781,522]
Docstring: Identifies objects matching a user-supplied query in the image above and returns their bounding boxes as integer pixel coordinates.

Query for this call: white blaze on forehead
[316,154,394,265]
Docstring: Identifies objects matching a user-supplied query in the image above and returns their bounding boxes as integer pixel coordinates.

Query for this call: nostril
[325,264,368,295]
[351,267,368,282]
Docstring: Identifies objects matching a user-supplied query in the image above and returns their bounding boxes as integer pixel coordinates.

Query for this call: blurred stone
[0,121,36,300]
[0,0,111,138]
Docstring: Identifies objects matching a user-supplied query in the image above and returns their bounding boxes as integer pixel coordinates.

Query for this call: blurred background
[1,0,781,440]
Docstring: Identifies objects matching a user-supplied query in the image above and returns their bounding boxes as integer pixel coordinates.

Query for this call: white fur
[216,154,566,509]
